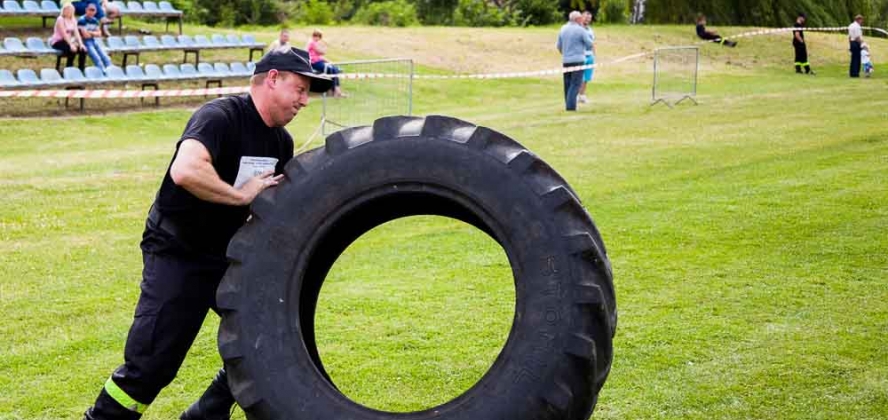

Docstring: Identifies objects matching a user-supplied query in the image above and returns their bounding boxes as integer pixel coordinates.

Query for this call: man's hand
[236,170,284,206]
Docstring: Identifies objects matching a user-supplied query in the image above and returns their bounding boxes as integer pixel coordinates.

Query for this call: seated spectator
[307,29,346,97]
[50,4,87,70]
[696,15,737,47]
[267,28,291,53]
[78,3,113,72]
[63,0,116,36]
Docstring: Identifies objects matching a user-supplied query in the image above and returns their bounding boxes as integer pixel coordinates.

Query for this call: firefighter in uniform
[84,48,333,420]
[793,13,814,75]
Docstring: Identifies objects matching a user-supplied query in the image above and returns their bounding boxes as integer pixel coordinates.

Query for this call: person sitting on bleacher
[50,3,87,71]
[62,0,116,36]
[78,3,113,72]
[306,29,346,97]
[267,28,291,53]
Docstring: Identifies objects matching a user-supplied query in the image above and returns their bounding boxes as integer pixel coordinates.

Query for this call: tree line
[167,0,888,29]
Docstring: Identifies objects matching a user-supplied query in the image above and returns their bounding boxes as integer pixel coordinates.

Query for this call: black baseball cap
[254,47,334,93]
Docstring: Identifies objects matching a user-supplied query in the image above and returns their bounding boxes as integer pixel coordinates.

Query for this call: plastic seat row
[0,1,181,16]
[1,34,262,56]
[0,62,255,88]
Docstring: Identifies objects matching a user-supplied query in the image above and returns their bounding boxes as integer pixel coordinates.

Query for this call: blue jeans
[84,38,112,72]
[563,62,584,111]
[311,61,340,88]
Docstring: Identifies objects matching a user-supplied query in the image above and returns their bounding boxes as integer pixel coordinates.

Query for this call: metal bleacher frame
[0,34,266,70]
[0,61,256,110]
[0,0,184,35]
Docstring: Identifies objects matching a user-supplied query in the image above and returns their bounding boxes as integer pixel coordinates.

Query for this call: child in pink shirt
[306,29,345,97]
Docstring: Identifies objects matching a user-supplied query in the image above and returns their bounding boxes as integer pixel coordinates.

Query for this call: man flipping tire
[83,48,332,420]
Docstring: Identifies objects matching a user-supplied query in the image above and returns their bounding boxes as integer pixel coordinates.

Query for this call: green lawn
[1,22,887,420]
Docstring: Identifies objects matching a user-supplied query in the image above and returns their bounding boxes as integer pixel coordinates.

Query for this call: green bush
[597,0,628,23]
[291,0,335,24]
[353,0,420,26]
[512,0,561,26]
[190,0,281,26]
[414,0,459,25]
[453,0,516,26]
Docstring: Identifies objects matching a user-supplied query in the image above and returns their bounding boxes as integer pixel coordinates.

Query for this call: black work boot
[84,389,143,420]
[180,368,235,420]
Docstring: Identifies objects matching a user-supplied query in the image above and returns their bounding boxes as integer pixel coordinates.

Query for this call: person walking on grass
[557,11,592,111]
[849,15,864,78]
[577,10,597,104]
[83,48,333,420]
[792,13,814,75]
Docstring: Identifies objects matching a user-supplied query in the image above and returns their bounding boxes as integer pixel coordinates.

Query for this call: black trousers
[850,41,862,78]
[90,250,229,418]
[793,42,810,73]
[51,40,86,71]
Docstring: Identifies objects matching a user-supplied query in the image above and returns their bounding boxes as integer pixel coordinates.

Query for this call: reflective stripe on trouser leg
[104,376,149,414]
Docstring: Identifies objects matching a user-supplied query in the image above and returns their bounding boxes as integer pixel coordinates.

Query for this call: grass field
[1,21,888,420]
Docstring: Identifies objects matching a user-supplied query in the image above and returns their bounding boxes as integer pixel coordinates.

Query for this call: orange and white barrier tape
[0,26,883,99]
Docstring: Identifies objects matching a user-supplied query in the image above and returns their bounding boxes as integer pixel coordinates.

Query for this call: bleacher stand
[0,33,265,69]
[0,0,184,34]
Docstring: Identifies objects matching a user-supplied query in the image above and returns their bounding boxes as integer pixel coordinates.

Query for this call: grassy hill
[1,20,887,420]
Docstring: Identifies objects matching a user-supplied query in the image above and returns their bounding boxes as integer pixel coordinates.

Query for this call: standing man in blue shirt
[557,11,592,111]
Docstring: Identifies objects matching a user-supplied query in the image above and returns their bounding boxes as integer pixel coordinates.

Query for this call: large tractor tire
[217,115,616,420]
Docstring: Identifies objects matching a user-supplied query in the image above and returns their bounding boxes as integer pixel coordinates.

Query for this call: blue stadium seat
[124,35,143,49]
[246,62,256,73]
[22,0,39,12]
[125,65,147,80]
[144,64,165,79]
[197,62,217,76]
[158,1,179,13]
[3,37,27,52]
[194,35,211,47]
[106,36,126,51]
[17,69,42,86]
[63,67,87,84]
[26,37,55,53]
[40,68,65,86]
[211,34,230,47]
[177,35,195,48]
[226,34,241,45]
[241,34,258,45]
[229,62,248,76]
[179,63,198,78]
[213,62,232,77]
[0,69,20,87]
[40,0,58,12]
[105,65,126,81]
[114,1,128,12]
[2,1,23,13]
[125,1,143,12]
[160,35,178,48]
[93,37,109,50]
[142,35,161,49]
[142,1,160,14]
[84,66,106,82]
[162,63,181,78]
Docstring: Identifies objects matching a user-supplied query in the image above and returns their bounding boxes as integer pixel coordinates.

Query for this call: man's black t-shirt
[142,94,294,257]
[793,22,805,45]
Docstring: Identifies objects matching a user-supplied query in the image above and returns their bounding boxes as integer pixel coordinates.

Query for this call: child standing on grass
[861,43,874,77]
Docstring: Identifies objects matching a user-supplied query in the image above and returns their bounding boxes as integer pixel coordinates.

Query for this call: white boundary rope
[1,26,884,99]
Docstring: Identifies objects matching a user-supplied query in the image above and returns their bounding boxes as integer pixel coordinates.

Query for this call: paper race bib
[234,156,278,189]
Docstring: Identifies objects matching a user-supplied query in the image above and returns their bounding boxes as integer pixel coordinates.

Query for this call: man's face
[857,17,864,24]
[268,71,310,127]
[281,31,290,43]
[86,5,96,17]
[583,13,592,24]
[799,17,806,24]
